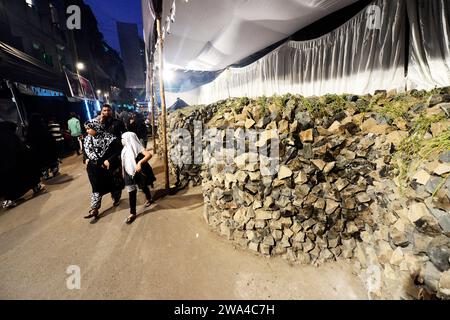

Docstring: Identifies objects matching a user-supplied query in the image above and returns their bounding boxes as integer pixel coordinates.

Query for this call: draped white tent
[408,0,450,90]
[160,0,359,71]
[142,0,450,106]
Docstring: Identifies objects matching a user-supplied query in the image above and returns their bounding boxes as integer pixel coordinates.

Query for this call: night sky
[84,0,143,56]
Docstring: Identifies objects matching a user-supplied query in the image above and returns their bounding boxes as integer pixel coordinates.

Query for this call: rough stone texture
[427,236,450,272]
[439,270,450,298]
[163,91,450,300]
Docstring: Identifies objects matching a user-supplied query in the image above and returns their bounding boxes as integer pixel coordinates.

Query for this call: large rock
[423,261,442,293]
[294,171,308,185]
[439,270,450,297]
[255,209,273,220]
[390,227,410,247]
[245,118,256,129]
[300,129,314,143]
[412,170,431,185]
[262,235,275,246]
[440,151,450,163]
[303,238,315,252]
[408,202,431,223]
[434,163,450,176]
[220,223,233,239]
[311,159,326,171]
[425,176,443,194]
[377,241,394,264]
[233,208,247,224]
[325,199,340,214]
[335,178,349,191]
[296,112,312,129]
[345,221,359,234]
[272,229,283,240]
[327,121,341,133]
[356,192,371,203]
[385,130,408,146]
[428,94,449,107]
[427,236,450,272]
[235,171,248,184]
[361,118,390,134]
[278,166,293,180]
[415,217,443,236]
[248,242,259,252]
[323,162,335,174]
[390,247,404,266]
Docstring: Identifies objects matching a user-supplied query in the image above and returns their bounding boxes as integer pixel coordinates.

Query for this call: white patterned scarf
[84,120,117,161]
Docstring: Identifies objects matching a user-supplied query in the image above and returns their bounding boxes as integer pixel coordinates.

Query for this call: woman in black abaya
[26,113,60,179]
[0,121,43,208]
[83,120,124,219]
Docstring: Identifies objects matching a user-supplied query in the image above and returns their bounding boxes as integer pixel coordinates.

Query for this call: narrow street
[0,155,367,300]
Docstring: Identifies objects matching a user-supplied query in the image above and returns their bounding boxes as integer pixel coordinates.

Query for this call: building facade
[0,0,76,72]
[0,0,130,104]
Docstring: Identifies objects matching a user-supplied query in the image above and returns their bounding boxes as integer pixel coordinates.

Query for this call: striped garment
[48,123,64,142]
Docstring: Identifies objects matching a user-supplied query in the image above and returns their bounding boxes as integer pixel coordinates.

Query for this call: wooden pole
[150,67,157,153]
[156,18,170,190]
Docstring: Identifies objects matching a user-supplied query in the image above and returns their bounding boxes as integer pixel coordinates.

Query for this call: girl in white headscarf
[121,132,156,224]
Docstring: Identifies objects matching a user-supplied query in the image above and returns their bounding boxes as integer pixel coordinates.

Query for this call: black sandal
[144,199,154,207]
[126,214,136,224]
[84,208,99,219]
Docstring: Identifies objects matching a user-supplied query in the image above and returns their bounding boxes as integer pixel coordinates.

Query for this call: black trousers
[129,186,152,215]
[71,136,81,154]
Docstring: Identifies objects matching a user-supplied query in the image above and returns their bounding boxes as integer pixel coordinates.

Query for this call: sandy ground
[0,154,368,300]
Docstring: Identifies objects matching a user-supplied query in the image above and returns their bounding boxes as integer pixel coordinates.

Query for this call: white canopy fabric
[161,0,359,71]
[165,0,407,106]
[143,0,450,106]
[408,0,450,90]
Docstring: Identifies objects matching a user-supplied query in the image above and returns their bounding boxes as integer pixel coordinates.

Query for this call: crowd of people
[0,104,155,225]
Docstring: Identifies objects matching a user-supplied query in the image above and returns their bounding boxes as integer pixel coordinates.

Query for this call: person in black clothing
[83,120,124,220]
[119,108,131,128]
[26,113,60,180]
[48,117,65,159]
[0,121,43,209]
[127,112,148,149]
[100,104,126,139]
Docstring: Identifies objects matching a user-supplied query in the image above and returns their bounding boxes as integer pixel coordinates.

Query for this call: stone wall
[158,102,224,188]
[163,89,450,299]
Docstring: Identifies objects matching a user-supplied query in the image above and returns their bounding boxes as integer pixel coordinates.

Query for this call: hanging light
[76,62,85,71]
[163,68,175,81]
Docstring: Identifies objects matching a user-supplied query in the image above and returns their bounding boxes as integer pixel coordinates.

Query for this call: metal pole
[6,81,25,128]
[156,18,170,190]
[77,70,86,98]
[69,28,84,99]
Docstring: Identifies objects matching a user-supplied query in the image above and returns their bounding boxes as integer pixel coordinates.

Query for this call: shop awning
[0,41,71,95]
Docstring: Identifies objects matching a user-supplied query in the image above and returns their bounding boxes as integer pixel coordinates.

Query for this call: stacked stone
[352,92,450,299]
[164,89,450,299]
[202,95,385,266]
[164,102,224,189]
